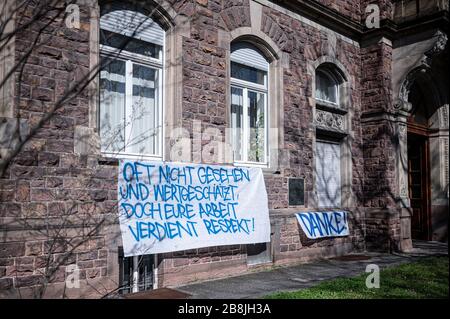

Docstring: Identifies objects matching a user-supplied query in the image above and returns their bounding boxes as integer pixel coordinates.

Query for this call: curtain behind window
[316,141,341,207]
[100,58,126,153]
[130,64,157,155]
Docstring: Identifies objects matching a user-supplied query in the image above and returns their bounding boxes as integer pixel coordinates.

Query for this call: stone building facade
[0,0,448,298]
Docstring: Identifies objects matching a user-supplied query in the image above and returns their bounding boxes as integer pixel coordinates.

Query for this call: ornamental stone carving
[397,124,408,198]
[421,31,448,67]
[315,110,345,131]
[395,31,447,113]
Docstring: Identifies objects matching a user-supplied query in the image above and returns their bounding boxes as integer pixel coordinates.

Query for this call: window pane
[231,62,266,85]
[411,185,422,199]
[100,57,126,153]
[120,254,132,294]
[101,29,161,59]
[316,71,337,104]
[129,63,158,155]
[231,87,243,161]
[138,255,153,291]
[248,91,265,163]
[316,141,341,207]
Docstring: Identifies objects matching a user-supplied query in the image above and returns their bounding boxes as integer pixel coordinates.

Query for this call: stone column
[429,104,449,241]
[361,36,410,252]
[393,106,411,208]
[393,104,413,251]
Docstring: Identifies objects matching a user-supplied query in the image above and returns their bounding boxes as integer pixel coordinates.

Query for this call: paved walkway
[176,241,448,299]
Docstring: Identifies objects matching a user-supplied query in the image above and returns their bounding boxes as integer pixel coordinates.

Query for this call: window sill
[99,152,162,164]
[315,99,347,115]
[233,161,269,169]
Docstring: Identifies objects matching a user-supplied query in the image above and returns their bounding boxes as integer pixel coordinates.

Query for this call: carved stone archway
[391,29,448,247]
[394,31,448,243]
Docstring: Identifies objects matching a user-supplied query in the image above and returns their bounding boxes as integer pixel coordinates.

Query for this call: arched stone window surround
[226,29,285,171]
[393,30,448,213]
[396,65,448,209]
[309,56,351,112]
[309,56,354,209]
[80,0,186,161]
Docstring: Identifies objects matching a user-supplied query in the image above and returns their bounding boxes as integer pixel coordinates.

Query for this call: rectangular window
[247,90,265,163]
[130,63,159,155]
[230,86,267,164]
[100,58,126,153]
[231,87,243,161]
[230,62,268,166]
[100,56,162,157]
[99,17,163,160]
[316,141,341,207]
[119,249,154,294]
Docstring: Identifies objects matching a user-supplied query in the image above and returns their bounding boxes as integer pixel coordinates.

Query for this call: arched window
[99,4,164,159]
[230,42,269,165]
[315,68,339,105]
[314,63,349,208]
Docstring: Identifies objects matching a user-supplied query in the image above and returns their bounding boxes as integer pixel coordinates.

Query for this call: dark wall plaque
[288,178,304,206]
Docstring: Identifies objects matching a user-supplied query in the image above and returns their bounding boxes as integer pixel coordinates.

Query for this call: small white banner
[118,160,271,257]
[295,211,349,239]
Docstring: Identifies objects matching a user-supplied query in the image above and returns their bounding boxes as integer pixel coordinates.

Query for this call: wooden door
[407,133,430,240]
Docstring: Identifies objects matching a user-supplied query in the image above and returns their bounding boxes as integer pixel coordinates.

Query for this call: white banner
[295,211,349,239]
[118,160,271,257]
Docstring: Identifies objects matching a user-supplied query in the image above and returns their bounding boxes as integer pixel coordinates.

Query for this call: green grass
[265,257,449,299]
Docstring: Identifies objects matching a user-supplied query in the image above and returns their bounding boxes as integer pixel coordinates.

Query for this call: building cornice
[273,0,449,47]
[275,0,364,40]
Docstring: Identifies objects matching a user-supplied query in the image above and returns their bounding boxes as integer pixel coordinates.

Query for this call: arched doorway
[406,72,448,241]
[393,31,449,245]
[407,81,432,240]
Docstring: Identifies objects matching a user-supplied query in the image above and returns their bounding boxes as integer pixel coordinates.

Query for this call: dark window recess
[100,30,161,59]
[231,62,266,85]
[118,247,153,294]
[247,243,271,265]
[289,178,305,206]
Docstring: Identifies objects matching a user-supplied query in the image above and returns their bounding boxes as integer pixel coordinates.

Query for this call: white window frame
[99,29,165,161]
[315,68,339,106]
[230,62,269,168]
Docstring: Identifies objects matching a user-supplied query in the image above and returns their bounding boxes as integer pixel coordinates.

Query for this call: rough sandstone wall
[0,1,117,298]
[0,0,395,296]
[359,0,403,251]
[315,0,362,22]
